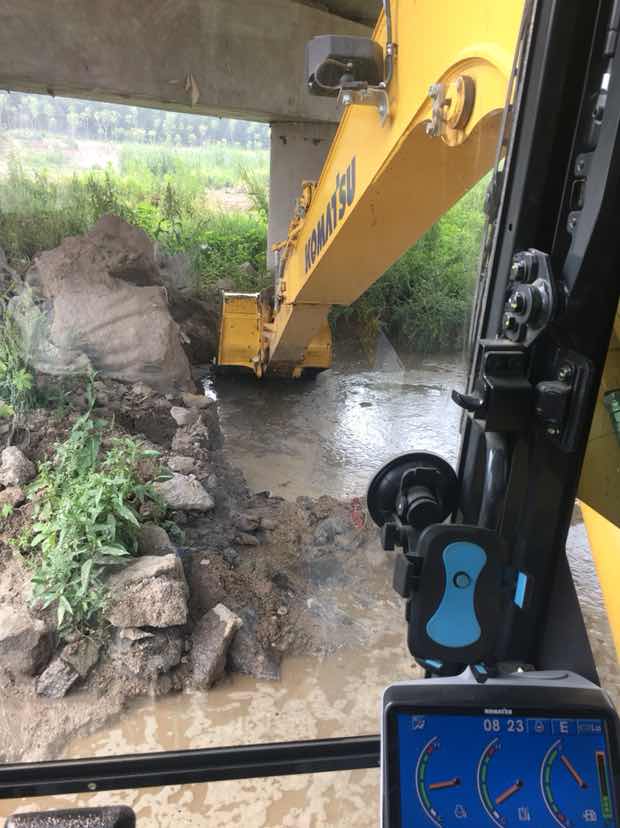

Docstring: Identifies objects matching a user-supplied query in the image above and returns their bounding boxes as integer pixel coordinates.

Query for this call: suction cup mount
[367,449,531,680]
[367,451,459,553]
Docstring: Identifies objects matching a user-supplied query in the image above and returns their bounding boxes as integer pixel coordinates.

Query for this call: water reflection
[216,352,465,500]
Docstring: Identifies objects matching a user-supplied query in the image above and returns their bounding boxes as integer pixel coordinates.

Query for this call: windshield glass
[0,0,617,824]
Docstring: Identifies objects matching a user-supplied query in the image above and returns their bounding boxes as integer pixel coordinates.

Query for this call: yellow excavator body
[216,0,620,656]
[217,0,524,377]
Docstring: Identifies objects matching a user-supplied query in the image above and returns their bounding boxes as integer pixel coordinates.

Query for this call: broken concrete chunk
[167,455,196,474]
[0,606,51,676]
[153,474,214,512]
[0,487,26,508]
[171,420,209,455]
[181,392,214,410]
[0,447,36,487]
[35,657,79,698]
[60,636,100,679]
[137,523,176,557]
[191,604,242,689]
[104,554,188,628]
[170,406,200,427]
[111,627,183,677]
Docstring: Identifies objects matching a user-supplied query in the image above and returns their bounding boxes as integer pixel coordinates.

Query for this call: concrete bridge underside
[0,0,380,262]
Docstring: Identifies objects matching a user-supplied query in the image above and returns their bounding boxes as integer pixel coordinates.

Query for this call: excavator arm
[217,0,620,660]
[217,0,525,377]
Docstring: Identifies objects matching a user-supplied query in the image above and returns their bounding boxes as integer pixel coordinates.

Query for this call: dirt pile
[0,373,380,762]
[8,215,220,391]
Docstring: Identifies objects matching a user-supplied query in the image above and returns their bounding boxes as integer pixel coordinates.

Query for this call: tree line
[0,92,269,149]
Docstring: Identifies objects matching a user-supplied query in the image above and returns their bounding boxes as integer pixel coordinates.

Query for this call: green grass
[0,147,270,291]
[119,142,269,192]
[0,292,36,430]
[0,133,487,352]
[23,389,167,636]
[334,179,488,352]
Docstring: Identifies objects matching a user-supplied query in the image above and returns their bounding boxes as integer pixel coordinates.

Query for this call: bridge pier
[267,121,337,268]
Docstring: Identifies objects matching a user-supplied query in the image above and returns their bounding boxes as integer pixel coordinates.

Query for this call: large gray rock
[153,474,214,512]
[0,606,51,676]
[35,657,79,698]
[157,250,195,295]
[0,486,25,508]
[191,604,242,689]
[181,392,214,410]
[60,636,100,679]
[0,447,36,487]
[170,406,199,427]
[171,420,209,456]
[137,523,176,557]
[167,455,196,474]
[104,554,188,628]
[111,627,183,677]
[15,215,192,392]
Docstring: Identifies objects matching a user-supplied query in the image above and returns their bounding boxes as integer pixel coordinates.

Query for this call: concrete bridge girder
[0,0,372,124]
[0,0,378,272]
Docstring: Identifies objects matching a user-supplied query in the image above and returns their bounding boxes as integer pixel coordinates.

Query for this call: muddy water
[217,352,465,500]
[2,353,618,827]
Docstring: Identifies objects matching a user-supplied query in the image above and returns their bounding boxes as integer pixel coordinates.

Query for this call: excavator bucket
[299,319,332,377]
[217,292,332,378]
[217,293,264,377]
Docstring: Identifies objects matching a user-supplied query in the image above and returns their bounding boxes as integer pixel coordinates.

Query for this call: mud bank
[0,372,386,763]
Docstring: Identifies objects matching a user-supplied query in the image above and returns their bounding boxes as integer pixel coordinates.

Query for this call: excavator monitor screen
[388,709,617,827]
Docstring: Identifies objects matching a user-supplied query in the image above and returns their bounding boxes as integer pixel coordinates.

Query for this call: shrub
[0,295,35,431]
[24,389,165,635]
[192,212,269,290]
[333,178,487,352]
[239,165,269,220]
[0,150,270,294]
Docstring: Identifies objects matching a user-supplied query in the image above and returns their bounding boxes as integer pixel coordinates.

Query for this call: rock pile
[8,215,220,392]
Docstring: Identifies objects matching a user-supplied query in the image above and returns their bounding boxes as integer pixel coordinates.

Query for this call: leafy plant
[239,165,269,219]
[0,296,35,440]
[332,177,488,352]
[26,395,165,635]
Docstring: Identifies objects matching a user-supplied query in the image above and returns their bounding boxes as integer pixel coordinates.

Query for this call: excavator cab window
[1,0,620,823]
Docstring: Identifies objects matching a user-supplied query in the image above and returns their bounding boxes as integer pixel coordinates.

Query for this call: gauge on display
[415,736,464,827]
[541,737,615,827]
[477,736,528,827]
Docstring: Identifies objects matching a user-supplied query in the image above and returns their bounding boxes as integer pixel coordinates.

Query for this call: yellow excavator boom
[216,0,620,656]
[217,0,524,378]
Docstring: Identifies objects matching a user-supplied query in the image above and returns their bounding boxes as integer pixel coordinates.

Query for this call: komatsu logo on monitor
[304,157,356,273]
[485,707,513,715]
